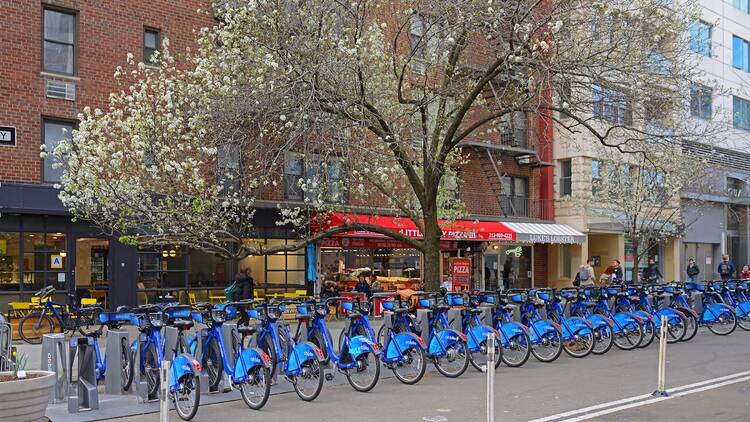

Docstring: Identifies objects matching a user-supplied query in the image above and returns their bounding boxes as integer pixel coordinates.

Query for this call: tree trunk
[632,237,639,284]
[422,210,443,292]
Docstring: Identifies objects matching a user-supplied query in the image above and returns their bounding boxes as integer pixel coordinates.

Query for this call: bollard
[486,332,495,422]
[653,315,669,397]
[41,333,67,403]
[160,360,170,422]
[104,330,130,394]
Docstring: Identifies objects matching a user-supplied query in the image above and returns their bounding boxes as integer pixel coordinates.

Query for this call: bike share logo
[446,334,458,342]
[260,351,271,365]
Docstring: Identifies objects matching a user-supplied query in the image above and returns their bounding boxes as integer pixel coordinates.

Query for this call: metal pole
[160,360,170,422]
[653,315,669,397]
[486,332,495,422]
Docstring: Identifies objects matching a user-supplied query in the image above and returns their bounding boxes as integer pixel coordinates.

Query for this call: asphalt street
[101,326,750,422]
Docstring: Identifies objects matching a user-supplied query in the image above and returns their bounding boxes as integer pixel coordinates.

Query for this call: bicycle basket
[215,304,237,320]
[509,293,524,304]
[381,301,395,311]
[537,292,551,302]
[418,298,431,308]
[726,282,737,290]
[447,295,464,306]
[606,287,620,296]
[99,312,135,325]
[247,309,260,320]
[710,282,722,291]
[695,283,706,292]
[684,282,697,291]
[166,308,192,320]
[191,312,204,324]
[663,286,675,294]
[559,290,576,300]
[483,295,496,304]
[342,302,354,313]
[296,305,309,316]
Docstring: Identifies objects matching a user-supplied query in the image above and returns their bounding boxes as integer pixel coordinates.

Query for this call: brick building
[0,2,582,308]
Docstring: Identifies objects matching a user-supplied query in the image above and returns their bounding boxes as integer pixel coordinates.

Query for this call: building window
[239,238,306,291]
[560,244,572,279]
[690,83,712,120]
[733,36,750,72]
[500,176,529,217]
[733,0,750,14]
[727,176,745,198]
[144,28,160,64]
[137,247,187,289]
[43,119,74,183]
[591,159,602,194]
[592,85,630,125]
[43,8,76,75]
[559,159,572,197]
[0,232,21,291]
[733,96,750,131]
[284,153,346,203]
[689,21,711,57]
[409,14,427,73]
[24,232,67,292]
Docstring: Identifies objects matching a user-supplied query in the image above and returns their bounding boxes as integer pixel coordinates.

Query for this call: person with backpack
[718,255,736,281]
[235,268,254,301]
[577,259,595,286]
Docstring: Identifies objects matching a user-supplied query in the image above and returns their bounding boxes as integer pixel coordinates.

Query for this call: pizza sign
[450,258,472,291]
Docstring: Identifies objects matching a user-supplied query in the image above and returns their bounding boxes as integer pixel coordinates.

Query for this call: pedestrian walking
[739,265,750,280]
[578,259,595,287]
[642,258,663,283]
[718,255,736,281]
[686,258,700,282]
[235,268,254,300]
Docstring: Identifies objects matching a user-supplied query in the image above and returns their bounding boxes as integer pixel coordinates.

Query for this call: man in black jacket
[235,268,254,300]
[686,258,700,282]
[642,258,663,283]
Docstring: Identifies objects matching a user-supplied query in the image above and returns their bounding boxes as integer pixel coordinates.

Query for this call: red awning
[314,213,516,242]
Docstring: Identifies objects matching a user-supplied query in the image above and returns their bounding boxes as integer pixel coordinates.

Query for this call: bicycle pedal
[325,373,334,381]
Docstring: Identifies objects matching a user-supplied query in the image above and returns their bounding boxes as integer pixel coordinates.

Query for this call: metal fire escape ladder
[482,148,511,217]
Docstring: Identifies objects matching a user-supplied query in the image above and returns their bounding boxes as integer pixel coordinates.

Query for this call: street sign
[50,255,63,269]
[0,126,15,146]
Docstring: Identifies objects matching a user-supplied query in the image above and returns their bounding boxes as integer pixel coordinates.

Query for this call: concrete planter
[0,371,55,422]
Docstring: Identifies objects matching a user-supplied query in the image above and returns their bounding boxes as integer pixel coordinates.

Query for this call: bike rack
[0,314,12,372]
[67,336,99,413]
[447,308,463,331]
[382,310,394,331]
[163,326,179,361]
[478,305,494,326]
[194,328,210,394]
[692,292,704,316]
[104,330,130,395]
[415,309,431,344]
[657,294,673,310]
[41,333,67,403]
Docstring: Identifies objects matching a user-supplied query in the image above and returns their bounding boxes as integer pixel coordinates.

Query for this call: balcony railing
[499,195,554,221]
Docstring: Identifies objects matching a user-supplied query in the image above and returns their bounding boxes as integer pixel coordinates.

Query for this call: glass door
[75,238,110,306]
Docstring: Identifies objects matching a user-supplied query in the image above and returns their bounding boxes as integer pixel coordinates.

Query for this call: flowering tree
[56,0,714,289]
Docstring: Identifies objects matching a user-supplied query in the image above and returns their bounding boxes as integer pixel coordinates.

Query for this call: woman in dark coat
[236,268,254,301]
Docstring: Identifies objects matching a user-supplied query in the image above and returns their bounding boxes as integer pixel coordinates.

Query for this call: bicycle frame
[685,284,736,324]
[544,295,592,340]
[418,300,467,358]
[303,303,379,370]
[590,290,642,334]
[254,309,323,377]
[516,297,561,344]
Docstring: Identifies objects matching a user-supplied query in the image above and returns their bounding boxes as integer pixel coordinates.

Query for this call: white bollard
[653,315,669,397]
[486,332,495,422]
[160,361,170,422]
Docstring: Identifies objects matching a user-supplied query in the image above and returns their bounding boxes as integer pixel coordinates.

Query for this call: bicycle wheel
[612,314,643,351]
[205,338,223,391]
[121,337,135,391]
[562,327,595,358]
[679,310,699,342]
[637,317,655,349]
[737,310,750,331]
[292,359,324,401]
[346,352,380,392]
[19,312,56,344]
[433,338,469,378]
[658,314,687,343]
[260,335,279,380]
[501,332,531,367]
[706,307,737,336]
[310,329,331,366]
[144,343,160,399]
[591,324,614,355]
[392,340,426,385]
[240,365,271,410]
[377,324,387,347]
[531,330,563,363]
[469,338,503,372]
[173,373,201,421]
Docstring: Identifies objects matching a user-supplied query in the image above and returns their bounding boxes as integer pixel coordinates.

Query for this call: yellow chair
[81,298,98,306]
[189,293,197,304]
[295,290,307,297]
[8,302,34,319]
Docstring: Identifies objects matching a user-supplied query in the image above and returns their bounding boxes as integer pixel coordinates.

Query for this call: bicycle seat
[502,305,515,312]
[237,325,256,337]
[468,308,483,315]
[435,305,451,312]
[172,319,194,330]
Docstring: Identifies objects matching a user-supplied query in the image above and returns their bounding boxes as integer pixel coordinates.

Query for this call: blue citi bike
[610,285,657,348]
[659,282,699,341]
[630,284,687,343]
[570,287,643,351]
[506,289,563,362]
[456,292,503,371]
[713,281,750,331]
[682,282,737,335]
[130,304,202,421]
[488,293,533,367]
[295,297,381,392]
[536,288,595,358]
[19,286,101,344]
[555,288,614,355]
[188,302,272,410]
[252,301,326,401]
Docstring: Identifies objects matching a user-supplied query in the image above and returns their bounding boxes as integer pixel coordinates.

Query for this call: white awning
[502,222,586,244]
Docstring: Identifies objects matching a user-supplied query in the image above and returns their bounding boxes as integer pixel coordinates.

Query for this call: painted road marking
[529,369,750,422]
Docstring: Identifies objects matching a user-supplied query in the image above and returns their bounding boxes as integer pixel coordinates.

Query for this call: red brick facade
[0,0,214,183]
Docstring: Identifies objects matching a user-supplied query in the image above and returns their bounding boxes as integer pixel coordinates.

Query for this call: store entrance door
[73,237,110,307]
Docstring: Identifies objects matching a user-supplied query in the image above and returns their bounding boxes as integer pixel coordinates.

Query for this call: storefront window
[188,250,227,288]
[238,238,306,292]
[484,243,532,290]
[24,232,67,291]
[0,232,21,291]
[624,238,662,281]
[74,238,109,293]
[320,248,422,290]
[137,247,187,289]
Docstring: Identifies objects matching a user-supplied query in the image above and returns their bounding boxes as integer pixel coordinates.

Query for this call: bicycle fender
[612,312,637,332]
[429,329,467,355]
[676,306,698,318]
[633,311,654,327]
[655,308,682,326]
[702,303,735,322]
[736,301,750,317]
[586,314,612,330]
[498,321,528,345]
[386,332,425,361]
[562,316,592,338]
[287,341,324,375]
[530,320,558,343]
[467,324,498,350]
[171,353,200,389]
[233,347,271,382]
[348,335,381,358]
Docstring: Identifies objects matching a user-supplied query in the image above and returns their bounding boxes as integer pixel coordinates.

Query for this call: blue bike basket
[684,282,697,291]
[296,305,309,315]
[606,288,619,295]
[509,294,523,304]
[727,282,736,290]
[247,309,260,319]
[559,290,575,299]
[447,295,464,306]
[99,312,135,324]
[167,308,191,319]
[342,302,353,312]
[191,312,204,324]
[711,282,722,290]
[663,286,675,294]
[215,304,237,319]
[483,295,496,304]
[382,301,395,310]
[695,284,706,292]
[418,299,431,308]
[537,292,551,301]
[583,288,595,296]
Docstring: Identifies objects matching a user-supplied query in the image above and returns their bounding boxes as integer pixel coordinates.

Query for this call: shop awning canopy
[501,222,585,244]
[315,213,585,244]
